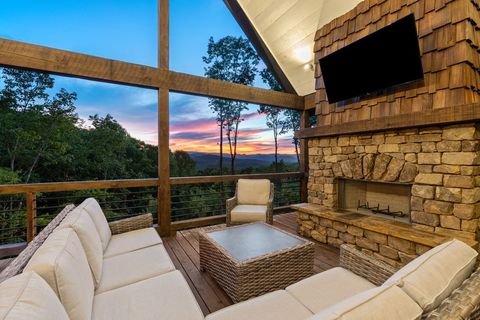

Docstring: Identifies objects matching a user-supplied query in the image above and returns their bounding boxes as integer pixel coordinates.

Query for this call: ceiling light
[303,63,314,71]
[293,46,312,64]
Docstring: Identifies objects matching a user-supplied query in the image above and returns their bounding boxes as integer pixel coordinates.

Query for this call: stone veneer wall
[307,123,480,240]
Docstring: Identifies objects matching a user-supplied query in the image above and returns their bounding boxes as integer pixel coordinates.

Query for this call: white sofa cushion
[237,179,271,205]
[59,207,103,286]
[231,205,267,223]
[80,198,112,250]
[0,272,69,320]
[286,267,376,313]
[103,227,162,258]
[96,244,175,294]
[384,239,478,312]
[92,270,204,320]
[205,290,313,320]
[24,228,94,320]
[309,285,422,320]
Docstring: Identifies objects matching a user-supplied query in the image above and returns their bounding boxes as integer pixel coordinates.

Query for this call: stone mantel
[291,203,477,250]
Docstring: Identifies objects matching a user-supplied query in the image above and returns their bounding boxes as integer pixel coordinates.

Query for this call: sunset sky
[0,0,297,155]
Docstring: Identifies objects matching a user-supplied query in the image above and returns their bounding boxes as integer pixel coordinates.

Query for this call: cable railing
[0,172,303,250]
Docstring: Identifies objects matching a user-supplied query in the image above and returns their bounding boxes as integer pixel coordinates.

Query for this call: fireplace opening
[338,178,412,223]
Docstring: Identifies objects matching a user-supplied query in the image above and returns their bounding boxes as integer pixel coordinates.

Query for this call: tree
[282,109,301,165]
[0,68,78,182]
[203,36,260,174]
[258,69,286,172]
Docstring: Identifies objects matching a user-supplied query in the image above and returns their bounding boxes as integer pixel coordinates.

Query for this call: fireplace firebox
[338,178,411,223]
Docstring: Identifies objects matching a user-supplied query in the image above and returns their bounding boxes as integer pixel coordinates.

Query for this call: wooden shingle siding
[313,0,480,129]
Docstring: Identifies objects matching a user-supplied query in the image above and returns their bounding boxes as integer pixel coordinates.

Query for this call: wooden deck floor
[162,212,340,316]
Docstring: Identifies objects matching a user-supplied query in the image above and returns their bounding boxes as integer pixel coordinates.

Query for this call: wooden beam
[223,0,297,94]
[26,192,37,242]
[158,0,172,237]
[299,111,309,202]
[0,38,304,109]
[296,103,480,139]
[0,178,160,195]
[170,172,301,185]
[304,93,316,109]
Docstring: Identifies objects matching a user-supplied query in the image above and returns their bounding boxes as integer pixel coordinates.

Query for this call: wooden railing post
[299,111,310,203]
[26,192,37,242]
[157,0,172,237]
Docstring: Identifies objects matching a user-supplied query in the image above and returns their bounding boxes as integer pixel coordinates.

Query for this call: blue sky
[0,0,296,154]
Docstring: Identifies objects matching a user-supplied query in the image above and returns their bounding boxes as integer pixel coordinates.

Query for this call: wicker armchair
[226,179,274,226]
[339,243,480,320]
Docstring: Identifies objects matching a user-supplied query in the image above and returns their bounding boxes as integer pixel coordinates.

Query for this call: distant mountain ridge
[187,152,298,170]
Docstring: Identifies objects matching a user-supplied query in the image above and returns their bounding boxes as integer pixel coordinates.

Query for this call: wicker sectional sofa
[1,198,480,320]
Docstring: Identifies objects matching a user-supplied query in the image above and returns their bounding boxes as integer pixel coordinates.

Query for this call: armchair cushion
[231,205,267,223]
[80,198,112,251]
[286,267,376,313]
[0,272,69,320]
[309,285,422,320]
[24,228,94,320]
[103,227,162,258]
[237,179,271,205]
[59,208,103,286]
[384,239,478,312]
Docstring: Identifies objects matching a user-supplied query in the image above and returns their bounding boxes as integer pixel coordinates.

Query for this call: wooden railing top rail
[0,178,160,195]
[170,172,301,185]
[0,172,302,195]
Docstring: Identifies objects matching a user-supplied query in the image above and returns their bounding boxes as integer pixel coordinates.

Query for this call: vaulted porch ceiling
[225,0,363,96]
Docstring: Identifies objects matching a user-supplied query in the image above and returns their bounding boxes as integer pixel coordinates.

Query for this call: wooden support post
[26,192,37,242]
[299,111,309,203]
[157,0,172,237]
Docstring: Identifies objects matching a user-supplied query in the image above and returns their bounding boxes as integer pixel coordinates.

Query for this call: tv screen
[319,14,424,104]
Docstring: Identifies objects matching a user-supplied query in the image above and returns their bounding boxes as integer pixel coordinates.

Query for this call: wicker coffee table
[199,222,314,302]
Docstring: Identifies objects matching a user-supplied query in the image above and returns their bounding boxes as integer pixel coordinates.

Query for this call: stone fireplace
[293,0,480,267]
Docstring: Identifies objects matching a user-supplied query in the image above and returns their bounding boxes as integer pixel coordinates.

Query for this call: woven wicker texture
[226,182,274,226]
[0,204,76,283]
[339,244,397,286]
[108,213,153,235]
[199,223,314,303]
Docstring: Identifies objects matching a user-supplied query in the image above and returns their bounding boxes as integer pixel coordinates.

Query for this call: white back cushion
[24,228,94,320]
[309,285,422,320]
[80,198,111,250]
[59,207,103,286]
[0,272,69,320]
[384,239,478,312]
[237,179,271,205]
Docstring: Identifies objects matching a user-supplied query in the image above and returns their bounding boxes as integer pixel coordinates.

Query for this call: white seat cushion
[0,272,69,320]
[231,205,267,223]
[59,208,103,286]
[309,285,422,320]
[205,290,313,320]
[96,244,175,294]
[384,239,478,312]
[103,227,162,258]
[24,228,94,320]
[286,267,376,313]
[93,270,204,320]
[80,198,112,251]
[237,179,271,205]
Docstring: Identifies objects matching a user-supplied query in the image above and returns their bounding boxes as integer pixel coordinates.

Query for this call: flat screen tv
[319,14,424,104]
